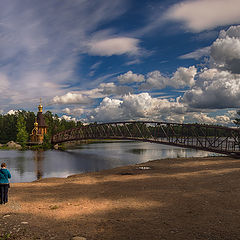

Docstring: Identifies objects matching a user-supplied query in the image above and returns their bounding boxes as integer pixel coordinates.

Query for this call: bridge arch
[51,121,240,156]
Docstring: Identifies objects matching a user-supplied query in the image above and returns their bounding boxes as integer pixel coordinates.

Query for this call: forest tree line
[0,110,82,144]
[0,110,240,144]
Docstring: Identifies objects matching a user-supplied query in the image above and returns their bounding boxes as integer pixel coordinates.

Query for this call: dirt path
[1,156,240,240]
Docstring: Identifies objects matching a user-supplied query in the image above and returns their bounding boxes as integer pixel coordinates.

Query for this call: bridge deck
[51,122,240,156]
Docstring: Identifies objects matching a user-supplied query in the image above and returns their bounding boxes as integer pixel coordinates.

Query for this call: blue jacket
[0,168,11,184]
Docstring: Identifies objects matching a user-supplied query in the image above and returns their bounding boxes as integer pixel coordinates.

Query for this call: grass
[49,205,59,210]
[0,233,11,240]
[0,146,12,150]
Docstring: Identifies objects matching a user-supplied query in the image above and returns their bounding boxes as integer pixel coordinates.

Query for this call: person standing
[0,163,11,204]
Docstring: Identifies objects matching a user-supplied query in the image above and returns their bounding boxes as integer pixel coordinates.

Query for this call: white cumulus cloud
[53,92,92,105]
[60,115,77,122]
[172,66,197,88]
[182,68,240,109]
[63,107,84,116]
[191,113,217,124]
[89,97,123,122]
[186,112,232,125]
[216,115,231,124]
[87,93,186,122]
[140,66,196,90]
[139,71,169,90]
[117,71,145,84]
[7,110,21,115]
[181,25,240,110]
[210,25,240,73]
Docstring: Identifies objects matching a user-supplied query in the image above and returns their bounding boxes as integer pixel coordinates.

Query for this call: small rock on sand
[72,237,87,240]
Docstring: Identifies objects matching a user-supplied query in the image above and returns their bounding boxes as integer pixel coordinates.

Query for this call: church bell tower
[30,99,47,143]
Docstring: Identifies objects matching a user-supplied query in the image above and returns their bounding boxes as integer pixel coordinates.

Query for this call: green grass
[0,233,11,240]
[0,146,12,150]
[49,205,59,210]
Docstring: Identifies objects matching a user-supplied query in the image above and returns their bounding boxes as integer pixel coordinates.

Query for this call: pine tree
[16,114,28,147]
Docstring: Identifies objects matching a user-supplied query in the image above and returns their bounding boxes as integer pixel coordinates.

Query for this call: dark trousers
[0,184,9,204]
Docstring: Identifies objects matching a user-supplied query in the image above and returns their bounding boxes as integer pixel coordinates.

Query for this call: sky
[1,0,240,125]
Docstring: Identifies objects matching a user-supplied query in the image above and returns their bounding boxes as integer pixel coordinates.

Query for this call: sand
[1,156,240,240]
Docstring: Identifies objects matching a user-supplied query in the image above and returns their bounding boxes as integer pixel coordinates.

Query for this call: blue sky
[1,0,240,125]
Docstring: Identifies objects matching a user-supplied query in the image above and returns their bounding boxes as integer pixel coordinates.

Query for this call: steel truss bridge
[51,121,240,156]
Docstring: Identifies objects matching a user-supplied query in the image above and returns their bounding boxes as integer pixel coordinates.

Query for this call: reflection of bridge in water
[51,121,240,156]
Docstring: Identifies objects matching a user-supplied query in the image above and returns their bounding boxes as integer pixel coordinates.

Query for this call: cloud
[60,115,77,122]
[180,25,240,110]
[86,93,186,122]
[63,107,84,116]
[0,73,9,93]
[186,112,232,125]
[227,110,238,119]
[117,71,145,84]
[52,25,240,122]
[164,114,185,123]
[139,71,169,90]
[121,93,186,119]
[125,59,141,66]
[0,0,128,109]
[179,47,210,60]
[182,68,240,109]
[53,82,132,107]
[89,97,123,122]
[88,61,102,76]
[164,0,240,32]
[7,110,21,115]
[190,113,217,124]
[140,66,196,90]
[215,115,231,124]
[99,82,133,95]
[210,25,240,73]
[90,61,102,70]
[87,37,140,56]
[172,66,197,88]
[194,31,218,41]
[53,92,92,105]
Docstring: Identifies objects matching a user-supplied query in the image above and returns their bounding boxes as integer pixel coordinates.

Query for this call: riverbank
[1,156,240,240]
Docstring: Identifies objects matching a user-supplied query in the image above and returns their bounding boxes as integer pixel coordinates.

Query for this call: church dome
[38,104,43,112]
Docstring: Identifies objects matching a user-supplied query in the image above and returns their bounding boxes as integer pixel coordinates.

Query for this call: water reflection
[129,149,148,154]
[0,141,222,183]
[34,150,43,180]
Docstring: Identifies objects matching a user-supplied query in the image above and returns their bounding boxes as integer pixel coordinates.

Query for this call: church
[30,102,47,143]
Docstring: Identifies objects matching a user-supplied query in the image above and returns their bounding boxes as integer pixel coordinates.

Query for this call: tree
[16,114,28,147]
[234,111,240,127]
[42,133,52,149]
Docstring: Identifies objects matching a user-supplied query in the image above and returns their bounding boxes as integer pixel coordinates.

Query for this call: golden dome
[38,104,43,112]
[34,121,38,127]
[38,98,43,112]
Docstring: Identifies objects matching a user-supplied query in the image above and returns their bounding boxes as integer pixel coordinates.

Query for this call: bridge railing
[51,122,240,155]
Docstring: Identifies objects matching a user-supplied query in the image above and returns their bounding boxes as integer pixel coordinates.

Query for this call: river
[0,141,221,183]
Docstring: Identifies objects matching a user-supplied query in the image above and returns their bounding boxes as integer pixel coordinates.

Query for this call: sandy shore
[1,156,240,240]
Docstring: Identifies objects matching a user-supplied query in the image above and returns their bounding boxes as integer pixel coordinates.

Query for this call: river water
[0,141,221,183]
